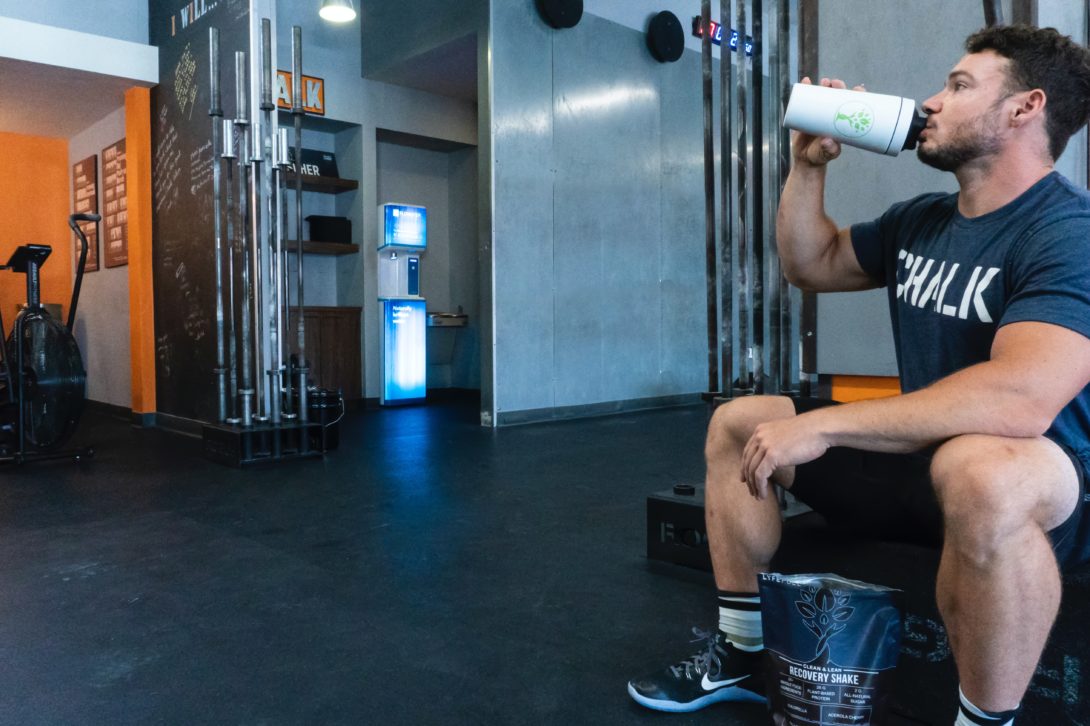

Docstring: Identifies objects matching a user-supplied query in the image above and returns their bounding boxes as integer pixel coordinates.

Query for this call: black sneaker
[627,629,766,712]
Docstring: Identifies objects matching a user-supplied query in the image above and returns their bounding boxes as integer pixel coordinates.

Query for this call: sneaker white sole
[626,682,767,712]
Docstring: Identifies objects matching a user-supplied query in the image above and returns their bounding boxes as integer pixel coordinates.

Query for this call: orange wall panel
[126,87,155,414]
[831,375,901,403]
[0,132,70,327]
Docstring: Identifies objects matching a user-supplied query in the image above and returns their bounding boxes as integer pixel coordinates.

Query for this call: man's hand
[740,414,831,500]
[791,77,866,167]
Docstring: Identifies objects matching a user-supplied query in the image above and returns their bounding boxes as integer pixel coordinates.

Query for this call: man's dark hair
[966,24,1090,160]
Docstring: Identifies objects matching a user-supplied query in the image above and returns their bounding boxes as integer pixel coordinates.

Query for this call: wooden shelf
[281,172,359,194]
[284,240,359,255]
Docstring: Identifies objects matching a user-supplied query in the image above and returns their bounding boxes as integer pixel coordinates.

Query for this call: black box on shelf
[306,215,351,244]
[287,148,339,177]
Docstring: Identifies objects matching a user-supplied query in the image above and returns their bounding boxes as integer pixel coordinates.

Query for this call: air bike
[0,213,98,465]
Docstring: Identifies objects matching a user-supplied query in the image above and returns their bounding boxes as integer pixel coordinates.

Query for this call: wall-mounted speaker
[536,0,583,29]
[647,11,684,63]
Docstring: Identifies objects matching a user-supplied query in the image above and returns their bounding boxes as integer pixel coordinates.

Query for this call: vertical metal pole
[222,118,240,423]
[750,0,765,393]
[1011,0,1037,26]
[279,131,295,420]
[719,0,734,398]
[275,128,291,419]
[249,60,267,424]
[209,27,227,423]
[701,0,719,396]
[292,26,309,424]
[235,50,254,427]
[260,17,282,427]
[764,0,783,396]
[733,0,753,396]
[983,0,1004,27]
[798,0,819,396]
[777,0,800,395]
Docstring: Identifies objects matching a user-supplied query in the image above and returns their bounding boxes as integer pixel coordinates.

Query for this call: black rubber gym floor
[0,397,791,725]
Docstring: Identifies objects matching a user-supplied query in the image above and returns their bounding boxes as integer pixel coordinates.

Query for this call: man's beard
[916,108,1003,172]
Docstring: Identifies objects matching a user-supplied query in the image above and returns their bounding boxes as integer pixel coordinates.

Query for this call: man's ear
[1011,88,1046,127]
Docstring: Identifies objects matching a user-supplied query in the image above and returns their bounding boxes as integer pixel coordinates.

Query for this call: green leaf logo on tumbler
[833,102,874,138]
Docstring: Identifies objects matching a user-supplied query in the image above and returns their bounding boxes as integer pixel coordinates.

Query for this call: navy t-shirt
[850,171,1090,465]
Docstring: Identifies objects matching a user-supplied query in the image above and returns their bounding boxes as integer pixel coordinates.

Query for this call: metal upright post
[209,27,228,423]
[732,0,754,397]
[260,18,282,428]
[249,53,267,424]
[701,0,719,398]
[750,0,765,393]
[235,50,254,427]
[292,26,309,424]
[275,128,292,420]
[279,130,295,420]
[776,0,800,395]
[222,116,240,424]
[719,0,734,400]
[798,0,819,395]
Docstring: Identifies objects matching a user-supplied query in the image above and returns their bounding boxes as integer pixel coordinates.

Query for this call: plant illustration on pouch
[795,586,855,658]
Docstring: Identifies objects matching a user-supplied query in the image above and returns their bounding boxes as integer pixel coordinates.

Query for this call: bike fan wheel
[9,311,86,450]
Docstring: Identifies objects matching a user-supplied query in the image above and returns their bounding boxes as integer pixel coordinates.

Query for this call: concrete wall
[488,5,708,422]
[817,0,1088,377]
[68,107,132,408]
[0,0,147,44]
[448,146,480,389]
[360,0,486,81]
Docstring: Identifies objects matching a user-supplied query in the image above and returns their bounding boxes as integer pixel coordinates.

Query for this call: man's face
[917,50,1016,171]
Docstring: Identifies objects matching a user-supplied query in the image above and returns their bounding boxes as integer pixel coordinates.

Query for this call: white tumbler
[783,83,926,157]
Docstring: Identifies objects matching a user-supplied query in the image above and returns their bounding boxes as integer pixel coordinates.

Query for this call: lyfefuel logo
[833,102,874,137]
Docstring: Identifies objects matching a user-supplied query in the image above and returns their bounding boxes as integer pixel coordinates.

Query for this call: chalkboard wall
[150,0,249,421]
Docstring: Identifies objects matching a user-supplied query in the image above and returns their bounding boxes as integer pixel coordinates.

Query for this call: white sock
[955,686,1017,726]
[717,590,763,651]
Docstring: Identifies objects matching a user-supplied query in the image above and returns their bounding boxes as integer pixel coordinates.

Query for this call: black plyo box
[287,147,339,177]
[644,489,1090,724]
[646,487,712,571]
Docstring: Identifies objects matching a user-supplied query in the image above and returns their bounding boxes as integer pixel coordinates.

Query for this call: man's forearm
[803,361,1052,454]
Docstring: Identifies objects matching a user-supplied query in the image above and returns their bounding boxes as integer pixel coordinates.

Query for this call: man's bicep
[991,321,1090,419]
[800,227,882,292]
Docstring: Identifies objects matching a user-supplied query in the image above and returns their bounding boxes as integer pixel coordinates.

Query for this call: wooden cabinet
[287,306,361,399]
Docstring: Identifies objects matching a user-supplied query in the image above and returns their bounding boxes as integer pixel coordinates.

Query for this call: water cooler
[378,203,427,405]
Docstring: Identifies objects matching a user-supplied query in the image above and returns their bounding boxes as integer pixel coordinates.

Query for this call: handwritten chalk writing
[189,140,214,195]
[174,43,199,120]
[153,120,182,214]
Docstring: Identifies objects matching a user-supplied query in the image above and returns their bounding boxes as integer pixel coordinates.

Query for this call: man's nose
[922,92,942,115]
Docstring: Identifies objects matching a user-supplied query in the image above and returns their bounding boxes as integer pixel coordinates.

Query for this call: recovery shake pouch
[758,573,902,725]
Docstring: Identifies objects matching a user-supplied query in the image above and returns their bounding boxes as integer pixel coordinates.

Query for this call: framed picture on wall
[102,139,128,268]
[72,155,99,272]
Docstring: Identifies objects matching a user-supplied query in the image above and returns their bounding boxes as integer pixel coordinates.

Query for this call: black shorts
[789,397,1090,571]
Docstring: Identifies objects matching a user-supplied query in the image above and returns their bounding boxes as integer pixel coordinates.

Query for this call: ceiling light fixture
[319,0,356,23]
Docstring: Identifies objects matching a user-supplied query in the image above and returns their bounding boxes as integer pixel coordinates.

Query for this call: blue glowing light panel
[380,204,427,250]
[382,299,426,404]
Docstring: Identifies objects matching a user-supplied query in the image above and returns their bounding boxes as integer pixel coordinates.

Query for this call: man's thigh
[785,397,1090,568]
[786,397,943,548]
[933,433,1087,569]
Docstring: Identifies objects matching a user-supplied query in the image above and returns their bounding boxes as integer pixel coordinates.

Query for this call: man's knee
[705,395,795,464]
[931,435,1029,563]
